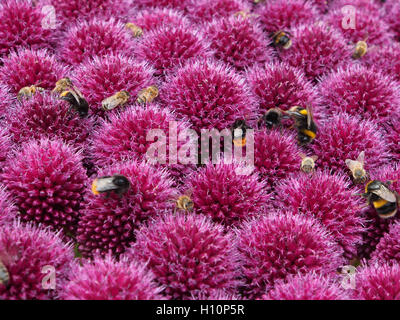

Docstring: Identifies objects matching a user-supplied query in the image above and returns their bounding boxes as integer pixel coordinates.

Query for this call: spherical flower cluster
[0,0,55,58]
[205,16,273,70]
[160,59,258,131]
[0,48,68,94]
[275,171,366,258]
[186,162,270,226]
[59,255,162,300]
[0,138,87,234]
[77,160,175,257]
[237,213,344,298]
[130,7,189,31]
[71,54,154,116]
[0,186,16,226]
[311,113,389,174]
[127,212,241,299]
[354,262,400,300]
[246,62,318,114]
[186,0,250,23]
[57,19,135,66]
[325,8,394,46]
[5,93,92,149]
[37,0,131,28]
[371,222,400,265]
[257,0,318,33]
[134,24,212,77]
[279,23,351,80]
[263,273,350,300]
[254,129,301,192]
[318,65,400,124]
[0,221,73,300]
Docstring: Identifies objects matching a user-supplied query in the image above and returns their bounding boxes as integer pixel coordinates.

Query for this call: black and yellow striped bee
[0,259,10,287]
[361,180,399,219]
[54,78,89,117]
[286,105,317,146]
[91,175,130,197]
[232,119,251,147]
[271,31,292,50]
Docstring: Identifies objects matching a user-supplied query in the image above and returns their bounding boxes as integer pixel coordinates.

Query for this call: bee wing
[306,105,314,129]
[70,90,81,104]
[356,151,365,165]
[102,95,120,110]
[373,184,397,203]
[72,85,84,99]
[94,177,119,192]
[299,152,306,159]
[311,155,318,161]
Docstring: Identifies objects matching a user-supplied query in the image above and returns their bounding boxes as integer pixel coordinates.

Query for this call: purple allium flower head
[185,161,270,226]
[59,255,163,300]
[77,160,175,258]
[318,65,400,125]
[354,262,400,300]
[57,18,135,66]
[0,138,87,234]
[263,273,350,300]
[257,0,318,33]
[130,7,189,31]
[187,0,250,23]
[71,54,154,116]
[205,16,274,70]
[0,185,16,226]
[371,222,400,265]
[0,0,55,58]
[362,43,400,83]
[325,8,394,46]
[254,129,301,193]
[311,113,389,174]
[134,24,212,77]
[0,127,11,171]
[279,23,351,80]
[275,171,366,259]
[0,48,68,94]
[382,0,400,41]
[91,104,194,182]
[5,93,92,150]
[358,164,400,259]
[127,212,241,299]
[237,213,344,299]
[0,84,14,118]
[0,221,74,300]
[246,62,318,114]
[37,0,132,28]
[160,59,258,131]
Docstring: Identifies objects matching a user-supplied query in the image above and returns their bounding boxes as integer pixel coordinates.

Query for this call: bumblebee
[271,31,292,50]
[286,105,317,146]
[17,85,45,100]
[176,195,194,212]
[259,108,283,129]
[136,86,159,105]
[55,78,89,117]
[360,180,398,219]
[352,40,368,59]
[300,152,318,173]
[345,151,369,184]
[125,22,143,38]
[232,119,251,147]
[102,91,130,111]
[91,175,130,197]
[0,259,9,287]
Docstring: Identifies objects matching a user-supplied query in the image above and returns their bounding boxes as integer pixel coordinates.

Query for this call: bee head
[113,175,130,188]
